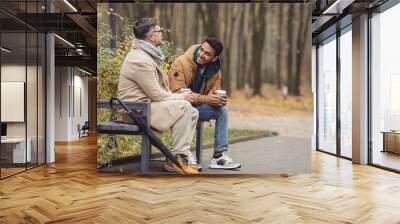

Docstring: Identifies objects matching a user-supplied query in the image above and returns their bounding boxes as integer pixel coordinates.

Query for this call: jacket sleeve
[191,93,207,105]
[168,61,187,92]
[126,60,184,102]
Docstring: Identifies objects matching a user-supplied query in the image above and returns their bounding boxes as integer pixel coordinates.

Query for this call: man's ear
[211,56,219,62]
[149,33,155,42]
[145,33,153,42]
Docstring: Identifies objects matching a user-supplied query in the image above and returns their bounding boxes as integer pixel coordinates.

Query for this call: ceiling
[0,0,97,74]
[311,0,390,43]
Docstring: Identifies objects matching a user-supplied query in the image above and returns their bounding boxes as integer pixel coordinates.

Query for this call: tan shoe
[164,158,185,174]
[188,164,202,172]
[164,154,199,174]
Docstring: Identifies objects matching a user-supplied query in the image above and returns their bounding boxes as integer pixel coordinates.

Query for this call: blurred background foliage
[98,3,312,97]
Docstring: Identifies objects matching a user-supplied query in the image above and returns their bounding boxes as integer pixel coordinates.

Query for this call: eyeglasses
[153,28,169,33]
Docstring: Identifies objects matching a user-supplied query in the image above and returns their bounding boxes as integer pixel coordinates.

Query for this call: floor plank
[0,135,399,223]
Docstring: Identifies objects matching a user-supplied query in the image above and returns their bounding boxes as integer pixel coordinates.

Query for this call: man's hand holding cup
[179,88,194,103]
[207,88,227,107]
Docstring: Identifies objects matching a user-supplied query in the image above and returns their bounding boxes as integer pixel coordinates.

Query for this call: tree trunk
[199,4,219,37]
[294,5,311,96]
[236,7,246,90]
[194,4,201,44]
[276,5,284,89]
[286,5,295,95]
[252,4,266,96]
[244,4,253,94]
[240,5,251,90]
[222,5,230,93]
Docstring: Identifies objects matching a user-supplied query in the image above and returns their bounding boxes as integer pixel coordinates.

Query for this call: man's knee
[191,107,199,120]
[180,101,198,120]
[219,106,229,115]
[179,100,194,113]
[181,100,192,109]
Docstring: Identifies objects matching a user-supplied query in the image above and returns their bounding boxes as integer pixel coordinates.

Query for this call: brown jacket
[168,44,222,105]
[117,41,190,132]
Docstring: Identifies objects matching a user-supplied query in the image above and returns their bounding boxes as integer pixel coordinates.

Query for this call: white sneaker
[186,151,202,171]
[209,154,241,169]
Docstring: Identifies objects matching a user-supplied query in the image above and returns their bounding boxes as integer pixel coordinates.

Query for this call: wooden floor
[1,167,26,177]
[1,136,400,223]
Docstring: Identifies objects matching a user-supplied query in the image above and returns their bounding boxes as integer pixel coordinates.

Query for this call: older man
[117,18,199,174]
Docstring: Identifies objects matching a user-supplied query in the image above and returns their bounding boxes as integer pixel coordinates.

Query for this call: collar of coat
[133,39,165,66]
[131,41,165,74]
[131,41,170,90]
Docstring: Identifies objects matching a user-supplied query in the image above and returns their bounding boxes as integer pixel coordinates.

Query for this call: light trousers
[170,101,199,156]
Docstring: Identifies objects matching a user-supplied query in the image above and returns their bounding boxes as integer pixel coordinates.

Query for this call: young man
[168,37,241,170]
[117,18,199,174]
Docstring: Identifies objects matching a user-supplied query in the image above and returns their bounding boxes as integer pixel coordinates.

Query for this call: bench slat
[97,100,149,110]
[98,122,142,135]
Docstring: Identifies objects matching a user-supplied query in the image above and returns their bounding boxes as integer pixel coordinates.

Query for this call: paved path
[229,113,313,138]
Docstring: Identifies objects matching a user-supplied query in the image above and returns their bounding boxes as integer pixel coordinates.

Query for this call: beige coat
[117,42,188,132]
[167,44,222,105]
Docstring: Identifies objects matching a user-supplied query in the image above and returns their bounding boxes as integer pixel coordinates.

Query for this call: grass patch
[200,127,275,145]
[159,127,276,146]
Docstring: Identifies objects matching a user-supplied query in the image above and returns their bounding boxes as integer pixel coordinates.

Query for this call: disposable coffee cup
[215,90,227,97]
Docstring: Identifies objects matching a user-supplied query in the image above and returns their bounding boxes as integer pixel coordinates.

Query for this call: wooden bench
[97,100,151,173]
[97,100,205,173]
[195,121,204,164]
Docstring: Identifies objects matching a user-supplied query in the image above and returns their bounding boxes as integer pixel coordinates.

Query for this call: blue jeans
[195,104,228,153]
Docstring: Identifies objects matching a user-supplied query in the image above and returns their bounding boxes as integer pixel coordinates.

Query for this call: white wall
[54,67,89,141]
[1,65,26,139]
[70,72,89,138]
[1,65,26,81]
[1,63,46,164]
[55,67,70,141]
[1,65,41,136]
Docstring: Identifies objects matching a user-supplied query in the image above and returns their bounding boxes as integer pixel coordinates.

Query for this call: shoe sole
[164,164,200,174]
[163,164,186,174]
[191,165,202,172]
[209,164,242,170]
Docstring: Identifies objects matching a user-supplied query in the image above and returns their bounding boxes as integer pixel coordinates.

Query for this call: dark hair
[133,18,158,40]
[204,37,223,56]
